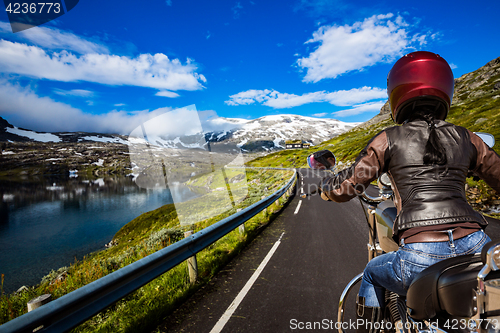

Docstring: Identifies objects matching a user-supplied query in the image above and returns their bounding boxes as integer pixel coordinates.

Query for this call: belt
[402,227,479,245]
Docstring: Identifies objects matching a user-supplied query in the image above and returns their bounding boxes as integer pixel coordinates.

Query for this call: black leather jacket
[321,120,500,238]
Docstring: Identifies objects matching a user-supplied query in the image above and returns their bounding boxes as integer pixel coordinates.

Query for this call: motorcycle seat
[406,253,500,320]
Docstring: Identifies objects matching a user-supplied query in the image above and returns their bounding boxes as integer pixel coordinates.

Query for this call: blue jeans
[359,229,491,307]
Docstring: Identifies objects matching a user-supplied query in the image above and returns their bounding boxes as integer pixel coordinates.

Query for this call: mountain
[204,114,359,152]
[447,56,500,144]
[453,57,500,106]
[0,113,358,178]
[0,119,129,144]
[0,114,359,152]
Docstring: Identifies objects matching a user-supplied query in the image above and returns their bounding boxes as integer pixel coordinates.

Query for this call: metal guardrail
[0,169,297,333]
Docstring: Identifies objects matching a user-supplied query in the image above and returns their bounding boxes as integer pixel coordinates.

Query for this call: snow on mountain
[80,135,129,145]
[0,117,130,144]
[6,127,62,143]
[202,114,360,152]
[148,114,359,152]
[0,114,359,152]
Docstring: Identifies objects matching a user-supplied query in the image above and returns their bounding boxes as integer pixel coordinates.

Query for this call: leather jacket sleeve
[469,130,500,193]
[320,131,389,202]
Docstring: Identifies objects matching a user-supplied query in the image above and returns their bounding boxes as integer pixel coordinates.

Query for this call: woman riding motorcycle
[316,51,500,331]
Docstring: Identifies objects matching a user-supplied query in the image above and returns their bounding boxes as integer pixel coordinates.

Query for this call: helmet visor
[307,151,336,170]
[307,154,323,169]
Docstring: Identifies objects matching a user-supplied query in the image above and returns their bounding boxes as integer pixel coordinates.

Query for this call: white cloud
[333,101,386,117]
[198,110,246,133]
[297,13,430,82]
[263,91,326,108]
[53,89,95,97]
[0,81,242,136]
[0,81,89,132]
[225,86,386,109]
[323,87,387,106]
[0,21,109,54]
[312,112,328,117]
[155,90,180,98]
[0,81,174,134]
[225,89,273,106]
[115,103,126,107]
[0,40,206,91]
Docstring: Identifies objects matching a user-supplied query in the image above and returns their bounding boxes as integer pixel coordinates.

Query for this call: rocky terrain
[204,114,359,151]
[453,57,500,105]
[0,114,358,179]
[0,140,131,179]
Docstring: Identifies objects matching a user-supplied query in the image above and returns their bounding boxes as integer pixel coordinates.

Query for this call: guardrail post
[27,294,52,312]
[237,209,246,235]
[261,195,268,214]
[27,294,52,331]
[239,224,246,235]
[183,231,198,284]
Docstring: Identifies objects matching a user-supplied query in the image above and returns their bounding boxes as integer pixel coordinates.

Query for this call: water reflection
[0,175,198,293]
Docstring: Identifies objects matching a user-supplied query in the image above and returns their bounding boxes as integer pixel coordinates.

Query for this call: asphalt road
[156,169,500,333]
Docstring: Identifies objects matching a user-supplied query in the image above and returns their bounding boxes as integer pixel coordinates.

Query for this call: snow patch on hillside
[80,136,129,145]
[6,127,61,143]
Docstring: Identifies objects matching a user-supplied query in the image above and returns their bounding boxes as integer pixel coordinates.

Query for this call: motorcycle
[305,133,500,333]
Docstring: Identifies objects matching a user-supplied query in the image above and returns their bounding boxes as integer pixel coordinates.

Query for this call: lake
[0,175,198,293]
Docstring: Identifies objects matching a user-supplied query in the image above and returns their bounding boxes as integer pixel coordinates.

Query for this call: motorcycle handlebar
[298,172,393,202]
[359,191,390,204]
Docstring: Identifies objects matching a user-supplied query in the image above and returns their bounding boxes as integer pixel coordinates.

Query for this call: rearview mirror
[307,150,336,170]
[475,132,495,148]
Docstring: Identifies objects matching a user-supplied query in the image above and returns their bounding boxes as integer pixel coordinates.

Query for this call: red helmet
[387,51,454,124]
[307,150,336,170]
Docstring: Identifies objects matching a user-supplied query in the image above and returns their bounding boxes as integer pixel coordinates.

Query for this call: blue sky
[0,0,499,134]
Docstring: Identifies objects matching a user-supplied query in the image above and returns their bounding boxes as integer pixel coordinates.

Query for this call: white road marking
[294,200,302,214]
[301,187,304,194]
[209,232,285,333]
